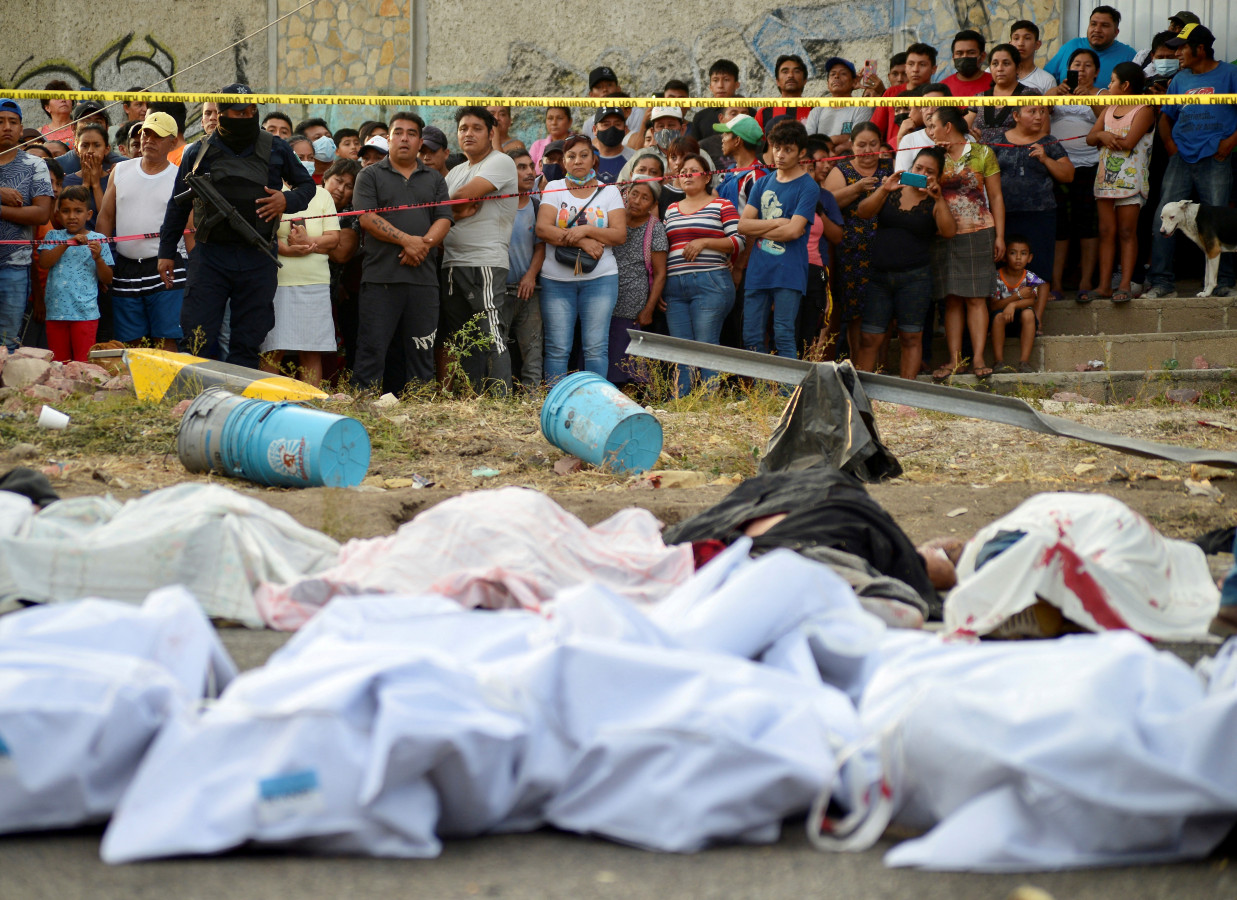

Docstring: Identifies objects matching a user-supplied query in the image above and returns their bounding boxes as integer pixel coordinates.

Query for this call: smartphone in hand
[899,172,928,188]
[1065,70,1079,90]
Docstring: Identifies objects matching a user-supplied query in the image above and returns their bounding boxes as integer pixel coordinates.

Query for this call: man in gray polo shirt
[353,110,453,391]
[441,106,519,394]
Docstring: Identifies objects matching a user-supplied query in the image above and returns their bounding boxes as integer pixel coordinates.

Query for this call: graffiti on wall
[6,34,176,125]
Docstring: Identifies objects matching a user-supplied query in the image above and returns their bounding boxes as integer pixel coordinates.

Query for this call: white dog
[1159,200,1237,298]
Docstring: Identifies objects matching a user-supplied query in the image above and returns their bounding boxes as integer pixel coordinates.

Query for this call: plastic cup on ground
[38,405,69,430]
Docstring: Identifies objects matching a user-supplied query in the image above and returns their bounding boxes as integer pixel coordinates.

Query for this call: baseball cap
[360,135,389,156]
[1169,10,1201,26]
[71,101,108,122]
[589,66,619,89]
[649,106,684,122]
[420,125,447,151]
[544,139,565,157]
[596,106,626,124]
[217,83,254,111]
[713,113,763,146]
[0,99,21,120]
[823,57,857,77]
[1167,23,1214,48]
[140,111,177,138]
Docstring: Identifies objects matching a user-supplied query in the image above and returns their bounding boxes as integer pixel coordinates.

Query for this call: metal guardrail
[625,331,1237,469]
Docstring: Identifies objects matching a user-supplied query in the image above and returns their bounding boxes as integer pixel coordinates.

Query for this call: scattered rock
[42,375,92,396]
[383,477,414,489]
[5,442,38,460]
[1109,465,1130,482]
[553,456,583,476]
[945,507,968,518]
[1073,463,1097,476]
[1075,359,1105,372]
[708,474,743,486]
[1166,388,1201,405]
[170,398,193,418]
[12,347,53,362]
[0,386,15,401]
[1193,355,1210,370]
[1,357,51,389]
[22,384,64,403]
[102,374,134,392]
[373,393,399,409]
[329,392,351,402]
[1185,478,1223,501]
[1050,391,1094,404]
[61,361,111,385]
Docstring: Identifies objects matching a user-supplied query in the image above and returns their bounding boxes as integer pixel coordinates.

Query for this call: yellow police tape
[8,89,1237,108]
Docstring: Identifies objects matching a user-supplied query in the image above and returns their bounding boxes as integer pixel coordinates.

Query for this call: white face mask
[1153,58,1180,77]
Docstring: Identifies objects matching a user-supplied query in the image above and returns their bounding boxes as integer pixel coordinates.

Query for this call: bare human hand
[255,187,287,222]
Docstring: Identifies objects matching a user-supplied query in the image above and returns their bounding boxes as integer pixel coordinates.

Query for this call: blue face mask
[300,158,316,175]
[312,135,336,161]
[1153,58,1180,77]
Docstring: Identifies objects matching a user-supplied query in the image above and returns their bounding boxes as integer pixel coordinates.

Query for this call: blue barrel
[177,386,370,488]
[540,372,662,474]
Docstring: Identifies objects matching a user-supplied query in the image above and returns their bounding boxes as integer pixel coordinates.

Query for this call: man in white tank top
[96,111,186,350]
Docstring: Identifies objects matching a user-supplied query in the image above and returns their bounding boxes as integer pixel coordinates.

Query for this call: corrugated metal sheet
[1073,1,1233,65]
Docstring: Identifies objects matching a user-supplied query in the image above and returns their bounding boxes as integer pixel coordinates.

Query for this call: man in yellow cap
[96,111,188,350]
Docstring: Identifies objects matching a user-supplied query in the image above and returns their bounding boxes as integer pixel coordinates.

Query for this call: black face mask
[215,113,259,152]
[542,162,565,182]
[596,126,624,148]
[954,57,981,78]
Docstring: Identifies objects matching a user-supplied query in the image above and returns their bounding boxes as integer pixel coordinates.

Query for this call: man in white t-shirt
[441,106,520,394]
[804,58,874,154]
[96,111,185,350]
[1009,20,1057,95]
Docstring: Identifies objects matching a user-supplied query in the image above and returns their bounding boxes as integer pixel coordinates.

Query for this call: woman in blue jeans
[661,154,744,395]
[534,133,627,383]
[853,148,957,379]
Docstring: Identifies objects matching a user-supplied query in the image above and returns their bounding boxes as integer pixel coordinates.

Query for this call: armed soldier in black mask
[157,84,316,368]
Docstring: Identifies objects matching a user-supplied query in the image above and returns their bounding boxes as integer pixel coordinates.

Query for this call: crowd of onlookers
[1,5,1234,392]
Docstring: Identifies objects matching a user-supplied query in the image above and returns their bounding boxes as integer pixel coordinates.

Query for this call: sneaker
[1130,281,1144,297]
[1215,286,1233,298]
[990,601,1065,639]
[1141,286,1174,299]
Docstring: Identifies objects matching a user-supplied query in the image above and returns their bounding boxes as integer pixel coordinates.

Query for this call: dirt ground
[5,388,1236,550]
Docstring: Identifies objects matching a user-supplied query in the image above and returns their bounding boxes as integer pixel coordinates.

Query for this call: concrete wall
[5,0,268,133]
[9,0,1064,143]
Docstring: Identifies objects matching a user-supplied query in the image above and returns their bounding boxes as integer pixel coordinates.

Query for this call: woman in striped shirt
[662,153,744,395]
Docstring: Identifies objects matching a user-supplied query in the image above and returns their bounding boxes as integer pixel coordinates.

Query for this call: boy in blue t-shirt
[36,186,113,362]
[738,119,819,358]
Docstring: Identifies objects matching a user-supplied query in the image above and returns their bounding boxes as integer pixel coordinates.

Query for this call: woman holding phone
[1046,48,1103,302]
[854,148,956,379]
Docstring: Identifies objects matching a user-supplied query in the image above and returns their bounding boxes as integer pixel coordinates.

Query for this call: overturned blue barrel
[177,386,370,488]
[540,372,662,474]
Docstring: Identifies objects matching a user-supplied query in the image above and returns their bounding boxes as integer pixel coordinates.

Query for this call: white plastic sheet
[255,487,694,630]
[102,550,873,862]
[809,631,1237,871]
[0,588,235,834]
[945,492,1219,640]
[0,484,340,626]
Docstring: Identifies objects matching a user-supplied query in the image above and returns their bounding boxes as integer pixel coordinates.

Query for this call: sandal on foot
[1076,290,1095,304]
[994,363,1017,374]
[973,366,993,379]
[932,363,964,382]
[1111,290,1132,303]
[1048,290,1066,303]
[1017,361,1036,374]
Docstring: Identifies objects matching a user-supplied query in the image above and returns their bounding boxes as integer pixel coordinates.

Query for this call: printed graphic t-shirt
[38,230,114,321]
[539,180,626,282]
[743,170,820,294]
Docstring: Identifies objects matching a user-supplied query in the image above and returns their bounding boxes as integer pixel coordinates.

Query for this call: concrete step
[1040,296,1236,337]
[886,329,1237,374]
[914,367,1236,403]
